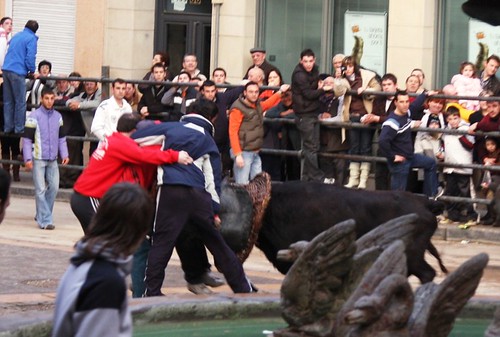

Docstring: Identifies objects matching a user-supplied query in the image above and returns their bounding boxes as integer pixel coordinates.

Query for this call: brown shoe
[187,283,213,295]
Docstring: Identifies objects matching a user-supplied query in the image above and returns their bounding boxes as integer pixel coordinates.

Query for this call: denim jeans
[3,70,27,134]
[231,150,262,184]
[33,159,59,227]
[349,115,375,156]
[387,153,438,197]
[131,238,150,298]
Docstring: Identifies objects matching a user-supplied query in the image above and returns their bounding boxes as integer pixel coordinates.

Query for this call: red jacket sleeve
[109,136,179,165]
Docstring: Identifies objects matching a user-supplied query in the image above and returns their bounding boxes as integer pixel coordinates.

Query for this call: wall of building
[212,0,257,84]
[74,0,106,78]
[1,0,440,89]
[104,0,155,80]
[387,0,437,89]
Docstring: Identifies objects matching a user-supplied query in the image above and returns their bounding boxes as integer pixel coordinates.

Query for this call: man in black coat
[291,48,328,182]
[137,62,171,120]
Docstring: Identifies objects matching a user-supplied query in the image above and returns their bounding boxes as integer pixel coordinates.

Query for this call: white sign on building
[344,11,387,76]
[468,19,500,69]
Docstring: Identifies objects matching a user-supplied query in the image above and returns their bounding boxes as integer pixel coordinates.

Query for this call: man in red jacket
[71,113,191,228]
[70,113,192,297]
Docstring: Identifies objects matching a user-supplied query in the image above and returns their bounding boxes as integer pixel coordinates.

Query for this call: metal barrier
[4,75,499,207]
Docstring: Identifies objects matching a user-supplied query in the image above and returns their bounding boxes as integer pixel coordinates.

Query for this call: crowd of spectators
[2,17,500,337]
[1,18,500,227]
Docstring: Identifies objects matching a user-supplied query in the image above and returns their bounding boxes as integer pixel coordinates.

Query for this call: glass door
[155,1,212,77]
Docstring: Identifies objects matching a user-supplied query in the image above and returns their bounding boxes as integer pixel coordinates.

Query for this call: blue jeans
[132,238,150,298]
[349,115,375,157]
[33,159,59,227]
[387,153,438,197]
[231,150,262,184]
[3,70,27,134]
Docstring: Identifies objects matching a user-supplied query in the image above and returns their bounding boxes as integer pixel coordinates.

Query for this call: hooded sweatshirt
[52,241,133,337]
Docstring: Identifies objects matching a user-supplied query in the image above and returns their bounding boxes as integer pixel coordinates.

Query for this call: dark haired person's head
[342,56,359,75]
[116,113,141,133]
[267,69,283,86]
[200,80,217,101]
[41,87,55,98]
[151,62,166,73]
[381,73,397,85]
[201,80,216,90]
[394,89,409,102]
[300,48,315,59]
[153,51,170,67]
[40,87,56,110]
[69,72,84,92]
[487,54,500,65]
[445,105,461,118]
[212,67,227,78]
[187,98,219,122]
[244,81,259,91]
[84,183,153,256]
[0,17,12,25]
[177,71,191,83]
[112,78,126,88]
[0,168,10,224]
[38,60,52,73]
[25,20,38,33]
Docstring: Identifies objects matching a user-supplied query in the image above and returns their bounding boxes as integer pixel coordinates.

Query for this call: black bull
[226,181,447,284]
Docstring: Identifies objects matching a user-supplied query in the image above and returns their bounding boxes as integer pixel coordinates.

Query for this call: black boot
[1,152,11,179]
[12,163,20,182]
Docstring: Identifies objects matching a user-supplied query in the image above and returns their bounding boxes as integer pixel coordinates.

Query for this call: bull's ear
[462,0,500,26]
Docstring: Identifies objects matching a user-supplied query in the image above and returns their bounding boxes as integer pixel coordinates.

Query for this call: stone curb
[0,295,495,337]
[434,223,500,244]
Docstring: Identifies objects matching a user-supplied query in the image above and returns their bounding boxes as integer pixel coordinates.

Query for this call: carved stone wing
[335,240,408,337]
[409,253,489,337]
[485,307,500,337]
[356,213,419,253]
[279,220,357,334]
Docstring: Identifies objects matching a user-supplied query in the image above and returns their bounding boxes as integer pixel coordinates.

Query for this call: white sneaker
[323,178,335,184]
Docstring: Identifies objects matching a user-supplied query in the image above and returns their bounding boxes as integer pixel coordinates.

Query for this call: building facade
[0,0,497,89]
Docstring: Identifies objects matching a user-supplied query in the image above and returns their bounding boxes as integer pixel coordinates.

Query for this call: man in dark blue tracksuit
[133,99,254,296]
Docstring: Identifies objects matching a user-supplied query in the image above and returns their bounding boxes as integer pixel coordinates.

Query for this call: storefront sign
[165,0,211,14]
[344,11,387,76]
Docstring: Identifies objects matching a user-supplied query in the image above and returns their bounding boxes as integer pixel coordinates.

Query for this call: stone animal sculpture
[272,215,489,337]
[485,307,500,337]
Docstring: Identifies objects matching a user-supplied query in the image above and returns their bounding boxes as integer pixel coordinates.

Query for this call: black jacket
[138,85,170,114]
[291,63,322,115]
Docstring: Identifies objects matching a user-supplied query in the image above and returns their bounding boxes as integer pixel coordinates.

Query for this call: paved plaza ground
[0,172,500,330]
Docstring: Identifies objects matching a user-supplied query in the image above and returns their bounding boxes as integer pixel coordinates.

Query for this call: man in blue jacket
[378,90,438,197]
[2,20,39,134]
[133,98,254,296]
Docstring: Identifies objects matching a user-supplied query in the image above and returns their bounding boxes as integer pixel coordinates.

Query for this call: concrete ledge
[435,223,500,244]
[0,295,496,337]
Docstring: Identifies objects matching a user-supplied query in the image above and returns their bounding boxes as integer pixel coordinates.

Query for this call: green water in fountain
[134,317,490,337]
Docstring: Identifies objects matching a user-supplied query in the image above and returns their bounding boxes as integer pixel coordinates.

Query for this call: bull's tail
[427,242,448,274]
